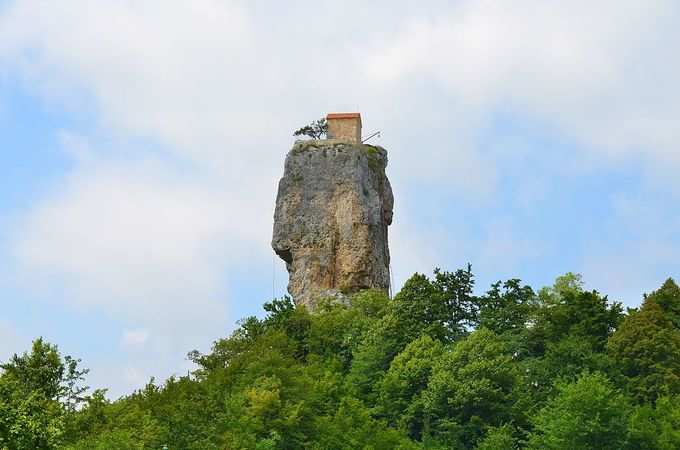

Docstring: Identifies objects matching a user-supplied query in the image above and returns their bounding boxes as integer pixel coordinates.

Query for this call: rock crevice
[272,140,393,309]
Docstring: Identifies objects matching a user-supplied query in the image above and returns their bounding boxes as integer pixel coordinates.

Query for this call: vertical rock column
[272,140,393,309]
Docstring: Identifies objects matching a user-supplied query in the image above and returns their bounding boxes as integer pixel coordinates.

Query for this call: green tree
[293,118,328,139]
[63,430,144,450]
[422,329,519,448]
[311,398,421,450]
[0,377,65,450]
[391,266,477,344]
[527,372,632,450]
[645,278,680,328]
[307,289,389,369]
[627,395,680,449]
[347,267,478,404]
[0,338,88,449]
[1,338,88,409]
[32,269,680,449]
[478,279,535,336]
[529,284,622,356]
[538,272,584,300]
[346,312,405,402]
[474,425,516,450]
[378,335,445,438]
[608,280,680,403]
[521,275,623,401]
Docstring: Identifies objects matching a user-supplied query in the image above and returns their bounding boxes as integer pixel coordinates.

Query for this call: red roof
[326,112,361,120]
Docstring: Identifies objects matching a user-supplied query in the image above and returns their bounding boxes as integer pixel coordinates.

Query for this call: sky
[1,0,679,397]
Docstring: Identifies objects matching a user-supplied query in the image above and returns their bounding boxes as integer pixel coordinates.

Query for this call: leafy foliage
[0,338,87,449]
[422,328,519,447]
[3,271,680,449]
[527,372,631,449]
[608,279,680,403]
[293,118,328,139]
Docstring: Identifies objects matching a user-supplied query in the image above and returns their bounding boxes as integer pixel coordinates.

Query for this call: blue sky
[1,0,679,397]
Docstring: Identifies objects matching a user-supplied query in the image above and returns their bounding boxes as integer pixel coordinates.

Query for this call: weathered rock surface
[272,139,393,309]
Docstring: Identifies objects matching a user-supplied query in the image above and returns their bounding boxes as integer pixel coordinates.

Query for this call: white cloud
[7,144,246,394]
[0,0,500,192]
[2,0,680,394]
[389,217,448,290]
[11,150,246,338]
[0,321,25,362]
[2,1,679,184]
[121,329,150,351]
[364,1,680,167]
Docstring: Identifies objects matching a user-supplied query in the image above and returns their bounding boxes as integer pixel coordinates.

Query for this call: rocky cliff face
[272,139,393,309]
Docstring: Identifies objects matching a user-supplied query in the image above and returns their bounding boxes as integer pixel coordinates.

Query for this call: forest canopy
[2,269,680,449]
